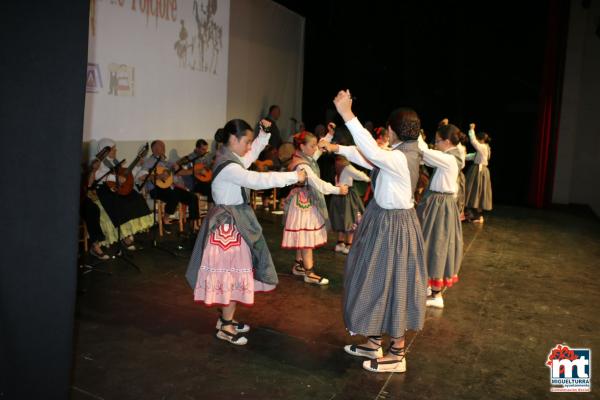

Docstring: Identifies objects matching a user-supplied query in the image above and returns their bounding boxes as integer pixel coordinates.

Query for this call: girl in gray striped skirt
[321,90,427,373]
[416,124,464,309]
[329,155,370,254]
[465,123,492,222]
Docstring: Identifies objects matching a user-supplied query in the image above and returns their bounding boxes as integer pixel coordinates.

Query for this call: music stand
[138,156,183,258]
[95,159,143,272]
[77,231,112,295]
[112,220,142,271]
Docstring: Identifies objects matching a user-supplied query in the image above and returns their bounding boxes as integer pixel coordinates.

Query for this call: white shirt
[94,157,121,183]
[289,133,340,195]
[292,163,342,195]
[337,117,414,210]
[336,164,370,186]
[468,129,490,166]
[418,138,459,194]
[212,132,298,205]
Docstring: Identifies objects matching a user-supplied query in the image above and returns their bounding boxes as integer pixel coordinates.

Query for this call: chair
[251,188,278,210]
[79,221,89,252]
[155,199,186,236]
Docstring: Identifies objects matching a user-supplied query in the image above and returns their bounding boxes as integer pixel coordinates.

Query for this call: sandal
[291,260,306,276]
[362,343,406,373]
[303,268,329,286]
[344,336,383,359]
[215,315,250,333]
[215,318,248,346]
[89,245,110,261]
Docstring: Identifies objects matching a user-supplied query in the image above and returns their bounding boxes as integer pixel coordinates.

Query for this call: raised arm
[241,129,270,169]
[312,123,335,161]
[220,163,300,190]
[333,90,407,175]
[468,123,486,153]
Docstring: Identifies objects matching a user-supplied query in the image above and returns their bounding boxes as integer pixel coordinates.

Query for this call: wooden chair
[251,189,277,210]
[155,200,186,236]
[79,221,89,252]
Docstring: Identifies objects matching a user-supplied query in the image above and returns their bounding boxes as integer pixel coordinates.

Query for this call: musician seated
[184,138,214,205]
[81,158,109,259]
[138,140,200,226]
[252,145,281,210]
[93,139,152,250]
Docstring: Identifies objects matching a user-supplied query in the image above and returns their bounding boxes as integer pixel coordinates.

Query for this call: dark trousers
[81,196,105,244]
[151,186,199,220]
[193,180,213,203]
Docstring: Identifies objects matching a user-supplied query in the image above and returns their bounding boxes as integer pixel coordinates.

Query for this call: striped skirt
[329,188,365,232]
[457,171,466,214]
[343,201,427,338]
[465,164,492,210]
[417,191,463,290]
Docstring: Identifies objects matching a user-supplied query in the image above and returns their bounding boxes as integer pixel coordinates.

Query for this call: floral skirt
[281,187,327,249]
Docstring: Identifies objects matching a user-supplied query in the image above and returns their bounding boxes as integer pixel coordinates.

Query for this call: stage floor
[72,205,600,400]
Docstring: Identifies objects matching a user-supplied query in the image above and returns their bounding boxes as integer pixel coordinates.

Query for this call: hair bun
[214,128,226,143]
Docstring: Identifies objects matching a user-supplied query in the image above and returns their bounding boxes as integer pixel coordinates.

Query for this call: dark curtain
[529,0,570,208]
[0,1,89,398]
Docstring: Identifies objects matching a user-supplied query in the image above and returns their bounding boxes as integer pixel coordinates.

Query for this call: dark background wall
[276,0,552,206]
[553,0,600,215]
[0,1,89,398]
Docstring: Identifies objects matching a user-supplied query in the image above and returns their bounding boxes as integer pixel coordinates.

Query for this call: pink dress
[281,186,328,249]
[194,223,275,306]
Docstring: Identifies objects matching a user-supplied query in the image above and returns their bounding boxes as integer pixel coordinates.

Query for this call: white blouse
[418,137,459,194]
[337,118,414,210]
[94,157,121,183]
[290,133,340,196]
[468,129,490,166]
[213,131,298,205]
[336,164,370,186]
[293,163,342,195]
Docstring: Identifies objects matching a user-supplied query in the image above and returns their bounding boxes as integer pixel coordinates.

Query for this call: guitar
[107,143,149,195]
[193,161,213,182]
[170,153,212,182]
[154,155,199,189]
[154,164,174,189]
[81,145,112,202]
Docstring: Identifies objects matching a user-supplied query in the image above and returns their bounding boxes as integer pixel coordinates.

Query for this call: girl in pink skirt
[186,119,306,345]
[282,131,349,286]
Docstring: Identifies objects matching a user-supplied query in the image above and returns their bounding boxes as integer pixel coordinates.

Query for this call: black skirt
[97,185,151,227]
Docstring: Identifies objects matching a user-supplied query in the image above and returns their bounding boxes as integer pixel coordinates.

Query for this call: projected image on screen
[84,0,230,142]
[174,0,223,73]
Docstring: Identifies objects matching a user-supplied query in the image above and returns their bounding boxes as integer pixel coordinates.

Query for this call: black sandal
[215,318,248,345]
[344,336,383,359]
[303,267,329,285]
[362,343,406,373]
[291,259,305,276]
[215,315,250,333]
